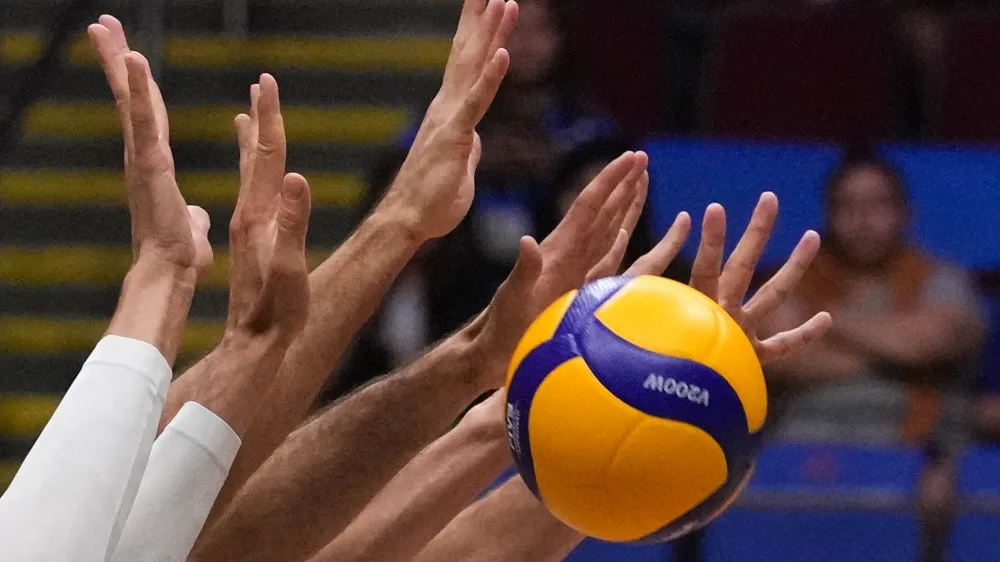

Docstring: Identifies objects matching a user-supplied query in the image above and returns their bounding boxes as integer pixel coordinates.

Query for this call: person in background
[763,156,985,562]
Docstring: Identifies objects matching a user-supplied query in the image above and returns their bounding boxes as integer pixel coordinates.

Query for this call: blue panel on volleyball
[643,137,841,269]
[701,443,922,562]
[879,143,1000,269]
[949,447,1000,562]
[563,539,673,562]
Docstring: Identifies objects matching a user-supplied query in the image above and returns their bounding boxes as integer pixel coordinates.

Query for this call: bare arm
[761,301,868,384]
[834,305,984,367]
[165,0,520,521]
[192,125,643,562]
[414,477,584,562]
[189,323,492,562]
[308,392,511,562]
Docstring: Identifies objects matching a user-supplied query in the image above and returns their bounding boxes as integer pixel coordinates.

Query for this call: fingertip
[98,14,119,28]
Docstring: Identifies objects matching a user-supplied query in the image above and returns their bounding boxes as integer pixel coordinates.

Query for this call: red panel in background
[707,8,894,143]
[936,14,1000,142]
[558,0,672,139]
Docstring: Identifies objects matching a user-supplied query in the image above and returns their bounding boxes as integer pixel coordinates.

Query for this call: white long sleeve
[111,401,241,562]
[0,335,171,562]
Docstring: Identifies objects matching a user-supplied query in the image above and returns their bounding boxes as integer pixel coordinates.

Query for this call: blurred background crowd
[3,0,1000,560]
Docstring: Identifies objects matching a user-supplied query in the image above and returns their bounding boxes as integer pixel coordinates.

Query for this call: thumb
[273,173,311,257]
[507,236,543,294]
[491,236,543,326]
[187,205,211,236]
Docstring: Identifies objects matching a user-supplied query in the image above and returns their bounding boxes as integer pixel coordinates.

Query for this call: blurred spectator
[764,157,985,452]
[761,156,985,560]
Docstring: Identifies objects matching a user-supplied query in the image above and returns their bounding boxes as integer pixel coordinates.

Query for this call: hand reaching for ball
[587,191,831,365]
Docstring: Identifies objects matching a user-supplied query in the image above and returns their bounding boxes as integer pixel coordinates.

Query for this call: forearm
[838,311,979,366]
[205,209,421,511]
[161,333,291,437]
[0,336,171,561]
[767,343,868,383]
[310,401,511,562]
[107,257,197,366]
[413,476,584,562]
[190,326,489,562]
[112,402,241,562]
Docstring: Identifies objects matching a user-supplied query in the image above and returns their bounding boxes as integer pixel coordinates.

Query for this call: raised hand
[228,75,311,342]
[671,193,831,364]
[380,0,519,241]
[88,16,211,276]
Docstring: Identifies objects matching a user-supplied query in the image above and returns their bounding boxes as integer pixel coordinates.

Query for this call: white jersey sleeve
[0,335,172,562]
[111,401,241,562]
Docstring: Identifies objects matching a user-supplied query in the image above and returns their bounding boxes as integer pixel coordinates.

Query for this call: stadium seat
[948,446,1000,561]
[643,137,841,269]
[705,7,893,142]
[935,13,1000,142]
[701,443,923,562]
[558,0,672,139]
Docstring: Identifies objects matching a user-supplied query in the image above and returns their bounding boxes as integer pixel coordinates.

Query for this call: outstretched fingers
[487,1,520,60]
[555,152,636,237]
[124,53,164,169]
[251,74,287,201]
[718,192,778,310]
[756,311,832,364]
[742,230,822,328]
[586,229,629,282]
[452,47,510,131]
[625,211,692,276]
[688,203,727,301]
[621,170,649,237]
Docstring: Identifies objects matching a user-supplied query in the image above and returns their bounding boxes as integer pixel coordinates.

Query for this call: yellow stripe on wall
[1,32,450,71]
[0,394,62,437]
[0,462,20,491]
[0,317,224,354]
[0,247,333,287]
[0,170,365,207]
[23,103,408,143]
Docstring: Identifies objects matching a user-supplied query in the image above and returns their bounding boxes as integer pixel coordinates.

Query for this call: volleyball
[503,275,766,543]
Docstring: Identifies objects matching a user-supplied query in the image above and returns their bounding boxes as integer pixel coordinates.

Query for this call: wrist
[107,257,199,365]
[372,189,430,248]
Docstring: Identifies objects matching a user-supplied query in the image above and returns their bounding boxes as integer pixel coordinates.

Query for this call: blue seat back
[949,447,1000,561]
[702,443,923,562]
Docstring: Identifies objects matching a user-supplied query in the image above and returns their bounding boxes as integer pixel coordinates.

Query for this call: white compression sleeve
[111,401,241,562]
[0,335,171,562]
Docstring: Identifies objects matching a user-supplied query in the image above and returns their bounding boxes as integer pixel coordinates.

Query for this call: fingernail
[283,180,305,202]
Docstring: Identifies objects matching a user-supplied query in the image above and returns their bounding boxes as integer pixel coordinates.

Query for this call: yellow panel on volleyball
[528,357,728,542]
[594,276,767,432]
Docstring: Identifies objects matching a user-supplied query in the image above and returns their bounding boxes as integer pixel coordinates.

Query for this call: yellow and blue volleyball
[503,275,766,543]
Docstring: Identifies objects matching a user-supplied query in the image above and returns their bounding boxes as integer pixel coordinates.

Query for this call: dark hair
[824,156,910,211]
